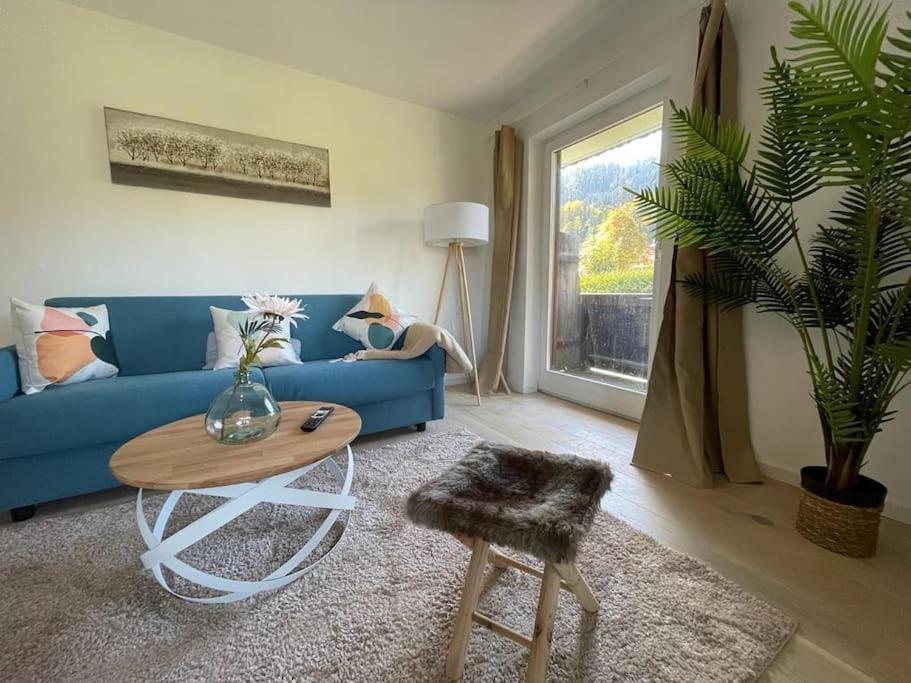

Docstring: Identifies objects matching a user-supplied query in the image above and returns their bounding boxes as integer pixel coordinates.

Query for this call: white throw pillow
[10,297,119,394]
[203,332,301,370]
[332,283,417,350]
[209,306,302,370]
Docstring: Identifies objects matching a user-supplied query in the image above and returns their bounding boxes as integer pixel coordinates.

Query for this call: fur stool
[407,441,613,682]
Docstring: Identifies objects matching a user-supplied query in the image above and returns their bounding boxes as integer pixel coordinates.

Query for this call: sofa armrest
[0,345,20,401]
[421,343,446,368]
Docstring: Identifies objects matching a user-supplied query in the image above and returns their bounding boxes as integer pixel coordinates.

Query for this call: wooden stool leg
[554,562,600,613]
[526,563,561,683]
[446,537,490,681]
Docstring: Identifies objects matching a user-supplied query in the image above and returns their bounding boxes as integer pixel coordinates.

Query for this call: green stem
[826,442,864,493]
[239,316,286,370]
[219,370,247,441]
[848,201,883,400]
[788,210,835,372]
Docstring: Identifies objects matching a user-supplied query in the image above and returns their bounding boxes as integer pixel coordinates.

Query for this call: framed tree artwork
[103,108,331,207]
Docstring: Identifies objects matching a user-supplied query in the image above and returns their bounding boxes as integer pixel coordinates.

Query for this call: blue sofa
[0,295,445,517]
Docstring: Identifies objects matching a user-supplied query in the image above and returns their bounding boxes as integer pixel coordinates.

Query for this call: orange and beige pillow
[10,298,119,395]
[333,283,416,350]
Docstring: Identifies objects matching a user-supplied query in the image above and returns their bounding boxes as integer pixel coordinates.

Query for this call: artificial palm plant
[633,0,911,518]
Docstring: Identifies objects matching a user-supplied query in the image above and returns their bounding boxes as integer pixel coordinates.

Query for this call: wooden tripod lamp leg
[454,242,482,406]
[434,243,453,326]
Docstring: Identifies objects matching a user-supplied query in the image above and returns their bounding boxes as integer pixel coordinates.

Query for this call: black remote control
[301,406,334,432]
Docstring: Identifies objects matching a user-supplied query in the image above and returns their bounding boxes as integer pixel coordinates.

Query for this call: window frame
[538,85,669,421]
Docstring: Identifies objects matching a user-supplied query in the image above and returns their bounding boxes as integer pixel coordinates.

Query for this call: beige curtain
[478,126,523,394]
[631,0,761,486]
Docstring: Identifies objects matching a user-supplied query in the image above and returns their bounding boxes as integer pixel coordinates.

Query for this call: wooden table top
[109,401,361,491]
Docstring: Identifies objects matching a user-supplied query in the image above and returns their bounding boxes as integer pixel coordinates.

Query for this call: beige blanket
[345,322,472,374]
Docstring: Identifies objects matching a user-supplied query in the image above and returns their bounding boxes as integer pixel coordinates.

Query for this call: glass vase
[205,369,281,445]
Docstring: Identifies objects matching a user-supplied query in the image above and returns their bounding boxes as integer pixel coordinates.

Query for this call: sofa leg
[415,422,427,432]
[10,505,36,522]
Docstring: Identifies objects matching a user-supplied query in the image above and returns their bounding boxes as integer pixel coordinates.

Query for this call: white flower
[242,294,309,327]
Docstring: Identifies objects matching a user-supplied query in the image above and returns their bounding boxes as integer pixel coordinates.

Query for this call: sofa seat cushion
[264,358,435,406]
[0,368,264,460]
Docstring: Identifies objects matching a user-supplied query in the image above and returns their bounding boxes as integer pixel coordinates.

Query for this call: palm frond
[808,188,911,332]
[784,2,891,181]
[798,260,853,328]
[879,11,911,135]
[885,11,911,58]
[659,154,799,261]
[679,270,758,311]
[788,0,888,96]
[631,185,709,248]
[879,338,911,374]
[757,50,819,202]
[668,102,750,166]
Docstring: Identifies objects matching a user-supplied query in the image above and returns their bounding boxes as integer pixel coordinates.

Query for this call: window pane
[550,106,662,392]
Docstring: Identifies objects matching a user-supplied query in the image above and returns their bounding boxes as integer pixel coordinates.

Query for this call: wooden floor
[10,387,910,682]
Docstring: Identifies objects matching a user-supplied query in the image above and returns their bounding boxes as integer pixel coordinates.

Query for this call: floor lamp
[424,202,489,406]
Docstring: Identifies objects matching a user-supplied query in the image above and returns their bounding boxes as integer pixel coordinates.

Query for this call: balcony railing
[551,235,652,388]
[582,292,651,377]
[552,292,651,379]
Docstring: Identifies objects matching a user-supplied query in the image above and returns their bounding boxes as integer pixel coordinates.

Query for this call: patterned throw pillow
[10,298,119,395]
[332,283,417,350]
[209,307,302,371]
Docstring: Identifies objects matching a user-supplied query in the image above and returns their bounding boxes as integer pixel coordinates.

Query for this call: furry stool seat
[406,441,613,683]
[407,441,612,563]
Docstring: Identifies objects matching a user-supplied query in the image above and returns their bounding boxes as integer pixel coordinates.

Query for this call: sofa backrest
[45,295,363,376]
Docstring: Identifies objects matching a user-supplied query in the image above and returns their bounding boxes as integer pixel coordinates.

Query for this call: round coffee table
[110,401,361,604]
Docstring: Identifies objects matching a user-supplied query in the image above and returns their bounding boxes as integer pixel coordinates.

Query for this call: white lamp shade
[424,202,489,247]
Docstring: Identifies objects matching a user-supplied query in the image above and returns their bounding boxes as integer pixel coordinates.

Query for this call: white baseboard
[508,379,538,394]
[446,372,537,392]
[759,462,911,525]
[757,462,801,488]
[505,372,537,394]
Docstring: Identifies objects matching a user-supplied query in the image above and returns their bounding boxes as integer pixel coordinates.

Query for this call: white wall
[506,0,911,521]
[0,0,493,361]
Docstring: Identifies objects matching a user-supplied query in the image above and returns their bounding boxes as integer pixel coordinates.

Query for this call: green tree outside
[562,200,653,293]
[580,201,649,274]
[559,200,604,244]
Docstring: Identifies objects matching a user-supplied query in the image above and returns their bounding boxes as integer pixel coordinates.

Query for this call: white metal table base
[135,445,355,604]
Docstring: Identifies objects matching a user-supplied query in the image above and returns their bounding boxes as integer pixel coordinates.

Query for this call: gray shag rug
[0,431,795,682]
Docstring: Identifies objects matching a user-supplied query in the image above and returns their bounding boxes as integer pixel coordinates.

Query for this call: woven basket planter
[796,466,886,558]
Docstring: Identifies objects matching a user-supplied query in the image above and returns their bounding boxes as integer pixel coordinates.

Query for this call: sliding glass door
[541,104,664,419]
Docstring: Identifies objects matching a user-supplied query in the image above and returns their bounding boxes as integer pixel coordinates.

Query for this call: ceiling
[59,0,652,122]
